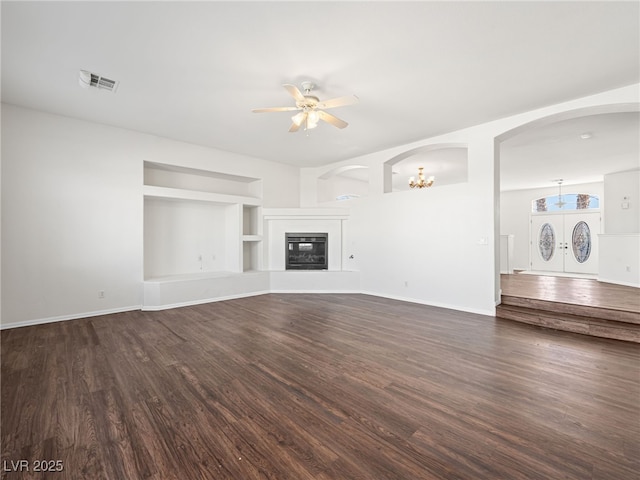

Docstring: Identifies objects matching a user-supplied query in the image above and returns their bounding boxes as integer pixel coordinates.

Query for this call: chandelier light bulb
[409,167,435,189]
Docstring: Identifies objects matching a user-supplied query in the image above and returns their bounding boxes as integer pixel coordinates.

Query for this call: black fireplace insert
[286,233,328,270]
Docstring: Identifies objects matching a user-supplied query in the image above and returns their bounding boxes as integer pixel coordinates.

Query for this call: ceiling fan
[252,81,358,132]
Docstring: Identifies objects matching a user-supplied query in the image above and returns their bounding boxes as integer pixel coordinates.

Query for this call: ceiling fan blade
[289,122,302,133]
[317,95,359,109]
[283,84,306,103]
[252,106,300,113]
[318,110,348,129]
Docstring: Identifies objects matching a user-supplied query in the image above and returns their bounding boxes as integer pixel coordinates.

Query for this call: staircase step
[496,303,640,343]
[501,295,640,324]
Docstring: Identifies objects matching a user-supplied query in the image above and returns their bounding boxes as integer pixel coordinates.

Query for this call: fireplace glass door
[286,233,328,270]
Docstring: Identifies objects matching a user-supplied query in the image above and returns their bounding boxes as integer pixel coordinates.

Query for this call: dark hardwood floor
[2,294,639,479]
[500,273,640,313]
[499,274,640,342]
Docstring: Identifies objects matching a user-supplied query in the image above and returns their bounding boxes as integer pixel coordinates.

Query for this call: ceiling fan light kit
[253,82,358,132]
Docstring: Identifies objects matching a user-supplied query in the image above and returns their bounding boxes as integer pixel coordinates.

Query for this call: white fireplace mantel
[262,207,350,221]
[263,208,351,272]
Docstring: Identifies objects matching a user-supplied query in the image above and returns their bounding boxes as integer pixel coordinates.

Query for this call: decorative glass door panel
[564,213,599,274]
[530,212,600,274]
[531,215,564,272]
[572,221,591,263]
[539,223,555,261]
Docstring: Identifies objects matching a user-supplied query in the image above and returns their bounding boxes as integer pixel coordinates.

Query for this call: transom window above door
[532,193,599,213]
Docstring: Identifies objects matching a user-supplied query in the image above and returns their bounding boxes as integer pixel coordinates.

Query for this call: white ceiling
[2,1,639,191]
[500,111,640,191]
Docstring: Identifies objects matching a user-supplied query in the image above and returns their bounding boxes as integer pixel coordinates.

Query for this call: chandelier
[409,167,435,189]
[554,179,566,208]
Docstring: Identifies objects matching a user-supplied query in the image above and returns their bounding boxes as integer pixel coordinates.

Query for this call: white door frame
[530,210,601,275]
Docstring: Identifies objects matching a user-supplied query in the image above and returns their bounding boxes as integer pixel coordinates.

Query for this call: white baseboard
[1,291,496,329]
[360,290,496,317]
[1,290,498,329]
[597,277,640,288]
[0,305,142,330]
[270,289,362,294]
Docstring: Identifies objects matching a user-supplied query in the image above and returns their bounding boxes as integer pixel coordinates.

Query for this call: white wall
[317,174,369,203]
[599,234,640,287]
[599,169,640,286]
[500,182,604,271]
[604,169,640,234]
[144,198,230,278]
[301,134,498,316]
[1,104,299,327]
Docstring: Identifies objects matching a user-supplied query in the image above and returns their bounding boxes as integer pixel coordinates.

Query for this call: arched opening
[317,164,369,203]
[494,102,640,301]
[383,143,468,193]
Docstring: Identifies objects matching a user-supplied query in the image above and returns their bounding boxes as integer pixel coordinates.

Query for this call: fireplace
[286,233,328,270]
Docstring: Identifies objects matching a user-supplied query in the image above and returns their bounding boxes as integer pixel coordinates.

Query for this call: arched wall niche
[382,143,469,193]
[317,164,369,203]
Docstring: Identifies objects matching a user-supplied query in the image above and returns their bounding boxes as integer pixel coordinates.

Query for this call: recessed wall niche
[317,165,369,203]
[144,197,231,278]
[144,161,262,197]
[384,145,468,193]
[143,161,262,279]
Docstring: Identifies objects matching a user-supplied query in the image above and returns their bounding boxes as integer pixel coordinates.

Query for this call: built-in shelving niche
[242,205,262,272]
[143,161,263,282]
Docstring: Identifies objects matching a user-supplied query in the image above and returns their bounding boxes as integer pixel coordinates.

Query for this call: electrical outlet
[98,290,105,299]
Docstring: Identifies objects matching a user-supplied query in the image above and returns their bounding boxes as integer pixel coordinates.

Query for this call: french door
[530,212,600,274]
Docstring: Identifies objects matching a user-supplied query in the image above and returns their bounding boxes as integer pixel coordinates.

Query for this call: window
[532,193,599,212]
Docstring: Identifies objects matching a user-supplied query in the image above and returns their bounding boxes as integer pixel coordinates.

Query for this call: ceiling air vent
[78,70,119,93]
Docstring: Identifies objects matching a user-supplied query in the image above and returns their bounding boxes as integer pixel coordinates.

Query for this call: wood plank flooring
[2,293,639,479]
[499,274,640,342]
[500,274,640,313]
